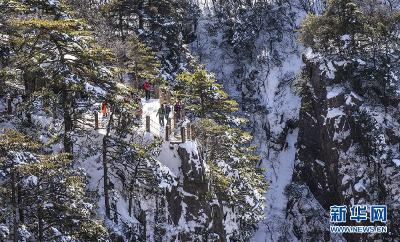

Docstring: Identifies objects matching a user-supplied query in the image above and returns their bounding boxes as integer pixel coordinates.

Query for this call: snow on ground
[0,93,197,241]
[157,142,181,175]
[141,98,162,137]
[327,85,345,99]
[326,107,345,119]
[261,53,303,113]
[252,129,300,242]
[0,101,5,113]
[252,53,302,242]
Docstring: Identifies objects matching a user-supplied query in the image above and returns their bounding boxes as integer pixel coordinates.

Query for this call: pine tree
[3,0,155,229]
[114,35,161,89]
[17,154,108,241]
[176,66,267,240]
[4,0,120,153]
[300,0,400,104]
[300,0,363,55]
[101,0,199,79]
[102,0,141,40]
[195,119,267,240]
[176,67,238,120]
[0,129,108,241]
[0,129,41,242]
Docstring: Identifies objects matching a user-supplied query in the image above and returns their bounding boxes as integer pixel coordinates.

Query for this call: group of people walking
[143,80,184,127]
[99,80,152,119]
[156,100,182,127]
[99,81,183,129]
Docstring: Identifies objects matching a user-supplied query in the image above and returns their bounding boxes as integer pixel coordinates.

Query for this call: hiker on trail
[165,103,171,120]
[174,99,182,121]
[101,101,108,117]
[143,80,151,101]
[156,104,165,127]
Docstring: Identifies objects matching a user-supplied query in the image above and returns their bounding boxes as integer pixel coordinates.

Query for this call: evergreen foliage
[300,0,400,104]
[0,0,269,240]
[115,35,161,87]
[176,66,267,240]
[176,67,238,120]
[196,118,267,240]
[0,129,107,241]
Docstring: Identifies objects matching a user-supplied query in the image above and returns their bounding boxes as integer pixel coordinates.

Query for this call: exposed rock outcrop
[165,144,226,241]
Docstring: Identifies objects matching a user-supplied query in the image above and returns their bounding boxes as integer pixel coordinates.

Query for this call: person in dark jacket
[143,81,151,100]
[174,100,182,120]
[164,103,171,120]
[156,104,165,126]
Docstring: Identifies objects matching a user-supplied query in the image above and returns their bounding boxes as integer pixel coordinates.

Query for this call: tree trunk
[22,71,34,124]
[138,0,144,29]
[166,124,170,141]
[181,127,186,143]
[62,86,73,154]
[38,205,44,242]
[128,193,132,217]
[200,92,205,118]
[54,41,73,154]
[103,111,114,219]
[17,184,24,223]
[146,116,150,132]
[52,98,57,125]
[119,9,124,40]
[94,111,99,129]
[7,96,12,114]
[11,172,18,242]
[103,135,111,219]
[135,64,139,90]
[187,124,191,140]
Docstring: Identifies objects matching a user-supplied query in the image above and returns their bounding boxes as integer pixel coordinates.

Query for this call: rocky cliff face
[288,56,400,241]
[295,58,341,208]
[191,1,400,241]
[158,143,228,241]
[167,145,216,241]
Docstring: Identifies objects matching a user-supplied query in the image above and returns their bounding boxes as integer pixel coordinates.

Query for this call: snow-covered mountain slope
[191,1,400,241]
[191,2,308,241]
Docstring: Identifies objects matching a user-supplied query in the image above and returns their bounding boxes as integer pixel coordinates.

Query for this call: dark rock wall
[295,59,341,209]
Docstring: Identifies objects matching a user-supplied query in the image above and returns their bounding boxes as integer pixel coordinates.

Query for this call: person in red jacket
[143,81,151,100]
[101,101,107,117]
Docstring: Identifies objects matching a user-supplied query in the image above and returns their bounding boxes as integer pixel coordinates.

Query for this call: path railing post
[165,125,170,141]
[180,127,186,143]
[166,91,171,103]
[94,111,99,129]
[146,116,150,133]
[186,124,191,141]
[191,125,196,140]
[173,115,178,129]
[155,86,160,99]
[73,112,78,128]
[7,95,12,114]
